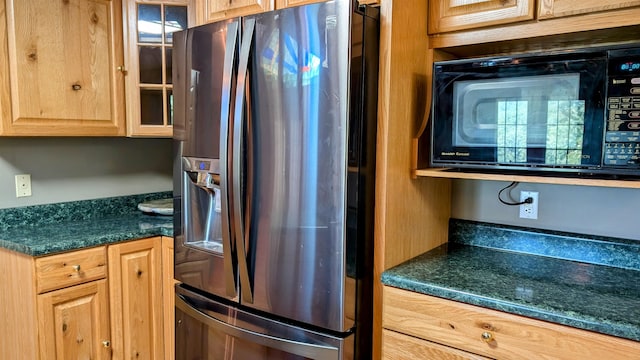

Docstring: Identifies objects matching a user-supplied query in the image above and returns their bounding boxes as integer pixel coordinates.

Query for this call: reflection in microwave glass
[488,99,585,165]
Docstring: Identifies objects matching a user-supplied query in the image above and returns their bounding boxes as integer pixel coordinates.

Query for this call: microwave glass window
[452,73,583,164]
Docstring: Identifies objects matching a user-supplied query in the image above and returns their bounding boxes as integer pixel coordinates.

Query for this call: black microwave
[430,45,640,177]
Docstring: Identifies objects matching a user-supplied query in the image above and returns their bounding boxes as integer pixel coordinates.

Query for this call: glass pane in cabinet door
[140,89,164,125]
[166,48,173,84]
[165,6,188,44]
[167,89,173,125]
[138,4,162,43]
[139,46,163,84]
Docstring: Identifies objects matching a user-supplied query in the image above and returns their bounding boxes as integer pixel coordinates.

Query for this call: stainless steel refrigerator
[172,1,379,358]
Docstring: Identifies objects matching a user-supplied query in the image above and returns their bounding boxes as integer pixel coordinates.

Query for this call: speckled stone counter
[381,219,640,342]
[0,192,173,256]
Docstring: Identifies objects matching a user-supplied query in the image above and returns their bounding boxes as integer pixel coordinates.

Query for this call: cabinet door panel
[201,0,274,23]
[3,0,125,136]
[108,237,164,360]
[428,0,535,33]
[382,329,491,360]
[538,0,640,19]
[275,0,326,8]
[37,279,111,360]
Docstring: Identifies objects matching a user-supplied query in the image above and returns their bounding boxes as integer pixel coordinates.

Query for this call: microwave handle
[232,17,255,304]
[220,20,240,298]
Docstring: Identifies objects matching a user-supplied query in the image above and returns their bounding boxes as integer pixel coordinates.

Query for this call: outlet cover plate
[519,191,538,219]
[15,174,32,198]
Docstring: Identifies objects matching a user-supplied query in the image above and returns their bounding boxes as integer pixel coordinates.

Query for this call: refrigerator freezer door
[175,286,350,360]
[243,1,353,332]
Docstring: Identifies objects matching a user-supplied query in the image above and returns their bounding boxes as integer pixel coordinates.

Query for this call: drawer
[383,286,640,360]
[35,246,107,294]
[382,329,491,360]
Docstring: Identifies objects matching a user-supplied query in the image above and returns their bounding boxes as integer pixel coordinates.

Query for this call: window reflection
[138,4,162,43]
[136,3,187,127]
[165,6,188,43]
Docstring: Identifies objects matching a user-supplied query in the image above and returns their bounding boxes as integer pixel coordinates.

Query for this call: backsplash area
[450,218,640,271]
[451,179,640,240]
[0,137,173,209]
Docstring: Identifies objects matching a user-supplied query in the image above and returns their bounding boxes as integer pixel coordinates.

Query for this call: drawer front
[36,247,107,294]
[383,286,640,360]
[382,329,492,360]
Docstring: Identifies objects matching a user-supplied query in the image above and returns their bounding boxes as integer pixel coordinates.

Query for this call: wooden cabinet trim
[162,236,176,360]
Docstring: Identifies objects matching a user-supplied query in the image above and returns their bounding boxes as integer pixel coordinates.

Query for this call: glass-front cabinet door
[123,0,194,137]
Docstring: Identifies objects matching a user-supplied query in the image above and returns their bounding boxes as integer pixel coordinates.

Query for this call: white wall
[451,179,640,240]
[0,138,173,209]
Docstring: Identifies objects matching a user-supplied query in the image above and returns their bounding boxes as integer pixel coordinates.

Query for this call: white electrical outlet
[519,191,538,219]
[15,174,32,198]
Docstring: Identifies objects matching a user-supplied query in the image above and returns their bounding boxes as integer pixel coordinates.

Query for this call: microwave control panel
[604,48,640,168]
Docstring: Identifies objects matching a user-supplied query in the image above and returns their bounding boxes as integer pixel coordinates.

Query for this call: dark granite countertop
[381,219,640,342]
[0,192,174,257]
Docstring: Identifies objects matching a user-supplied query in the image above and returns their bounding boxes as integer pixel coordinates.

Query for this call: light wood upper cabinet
[37,280,111,360]
[428,0,535,34]
[197,0,372,25]
[122,0,195,137]
[198,0,274,23]
[0,0,126,136]
[275,0,326,8]
[538,0,640,19]
[108,237,165,360]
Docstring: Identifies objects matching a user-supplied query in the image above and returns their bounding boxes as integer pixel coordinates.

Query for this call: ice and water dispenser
[182,157,224,254]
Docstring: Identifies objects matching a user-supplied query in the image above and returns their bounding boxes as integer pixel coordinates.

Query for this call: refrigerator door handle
[220,20,240,298]
[232,17,255,304]
[176,294,340,360]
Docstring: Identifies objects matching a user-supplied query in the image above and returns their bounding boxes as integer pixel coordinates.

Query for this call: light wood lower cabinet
[382,329,491,360]
[0,236,175,360]
[383,285,640,360]
[37,279,112,360]
[108,237,165,359]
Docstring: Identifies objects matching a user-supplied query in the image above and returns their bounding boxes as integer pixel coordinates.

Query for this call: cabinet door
[2,0,125,136]
[538,0,640,19]
[275,0,326,8]
[428,0,535,34]
[199,0,274,23]
[37,279,111,360]
[108,237,164,360]
[382,329,491,360]
[123,0,195,137]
